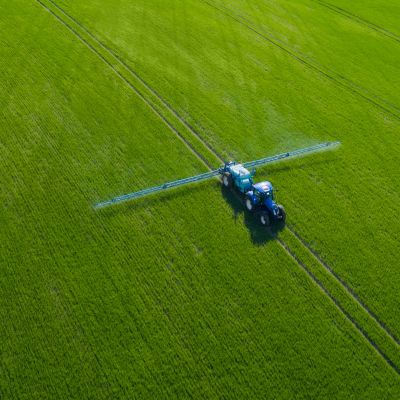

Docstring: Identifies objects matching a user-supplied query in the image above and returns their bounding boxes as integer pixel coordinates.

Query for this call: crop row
[39,0,400,375]
[2,0,400,398]
[322,0,400,38]
[212,0,400,112]
[54,0,400,348]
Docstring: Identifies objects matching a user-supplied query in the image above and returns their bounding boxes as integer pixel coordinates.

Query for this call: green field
[1,0,400,398]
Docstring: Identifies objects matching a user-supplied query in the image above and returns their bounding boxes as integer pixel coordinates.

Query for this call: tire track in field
[41,0,223,165]
[30,3,265,384]
[201,0,400,121]
[287,225,400,346]
[276,237,400,375]
[35,0,219,170]
[198,0,400,360]
[314,0,400,44]
[35,0,400,376]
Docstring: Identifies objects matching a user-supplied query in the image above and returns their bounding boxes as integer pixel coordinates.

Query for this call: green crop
[54,0,400,344]
[1,0,400,398]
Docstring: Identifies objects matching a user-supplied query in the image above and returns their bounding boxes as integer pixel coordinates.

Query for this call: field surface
[1,0,399,398]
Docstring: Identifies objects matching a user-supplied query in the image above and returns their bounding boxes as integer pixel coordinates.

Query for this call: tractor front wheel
[277,205,286,223]
[245,197,254,212]
[222,173,233,188]
[260,211,271,227]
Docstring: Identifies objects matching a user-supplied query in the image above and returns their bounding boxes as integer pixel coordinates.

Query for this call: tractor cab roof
[253,181,273,194]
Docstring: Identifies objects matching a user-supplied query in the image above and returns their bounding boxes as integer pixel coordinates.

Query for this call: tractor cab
[252,181,274,201]
[244,180,285,226]
[245,180,286,225]
[245,180,275,210]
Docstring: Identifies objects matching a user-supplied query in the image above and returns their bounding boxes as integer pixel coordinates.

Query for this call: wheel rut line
[314,0,400,44]
[231,5,400,115]
[202,0,400,121]
[207,0,400,114]
[45,0,224,163]
[277,237,400,376]
[35,0,215,170]
[35,0,400,374]
[287,224,400,346]
[205,0,400,356]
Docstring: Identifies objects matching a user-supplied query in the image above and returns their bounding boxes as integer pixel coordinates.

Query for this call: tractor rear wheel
[260,211,271,227]
[277,205,286,223]
[222,173,233,188]
[245,197,254,212]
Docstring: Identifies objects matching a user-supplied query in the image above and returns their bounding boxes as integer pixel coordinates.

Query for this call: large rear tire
[222,173,233,188]
[260,211,271,227]
[277,205,286,223]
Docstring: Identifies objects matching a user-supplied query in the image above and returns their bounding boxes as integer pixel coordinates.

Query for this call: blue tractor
[220,162,286,227]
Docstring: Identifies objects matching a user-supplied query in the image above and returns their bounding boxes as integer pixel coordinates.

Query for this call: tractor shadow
[220,185,284,245]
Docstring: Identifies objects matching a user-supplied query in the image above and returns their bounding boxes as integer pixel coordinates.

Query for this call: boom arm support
[243,141,340,169]
[95,169,221,209]
[94,141,340,209]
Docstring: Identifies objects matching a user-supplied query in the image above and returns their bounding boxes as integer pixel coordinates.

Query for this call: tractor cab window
[254,190,262,199]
